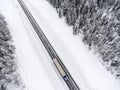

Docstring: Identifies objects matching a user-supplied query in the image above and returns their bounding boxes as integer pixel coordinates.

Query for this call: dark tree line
[47,0,120,79]
[0,14,25,90]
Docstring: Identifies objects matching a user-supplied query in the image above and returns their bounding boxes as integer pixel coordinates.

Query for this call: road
[17,0,80,90]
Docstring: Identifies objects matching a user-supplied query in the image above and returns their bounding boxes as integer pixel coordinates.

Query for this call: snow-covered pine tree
[0,14,25,90]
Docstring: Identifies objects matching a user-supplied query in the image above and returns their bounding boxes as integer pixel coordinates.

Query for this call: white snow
[0,0,120,90]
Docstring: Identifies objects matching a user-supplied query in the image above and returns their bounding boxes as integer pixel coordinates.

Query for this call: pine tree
[0,14,25,90]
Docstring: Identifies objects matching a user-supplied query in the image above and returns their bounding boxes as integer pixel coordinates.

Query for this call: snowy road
[0,0,120,90]
[17,0,80,89]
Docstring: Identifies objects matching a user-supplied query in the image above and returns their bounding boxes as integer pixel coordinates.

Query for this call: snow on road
[0,0,120,90]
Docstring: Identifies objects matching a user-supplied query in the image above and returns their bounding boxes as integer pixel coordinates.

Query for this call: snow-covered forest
[47,0,120,79]
[0,0,120,90]
[0,14,24,90]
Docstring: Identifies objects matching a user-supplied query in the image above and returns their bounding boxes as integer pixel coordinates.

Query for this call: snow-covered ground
[0,0,120,90]
[0,0,58,90]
